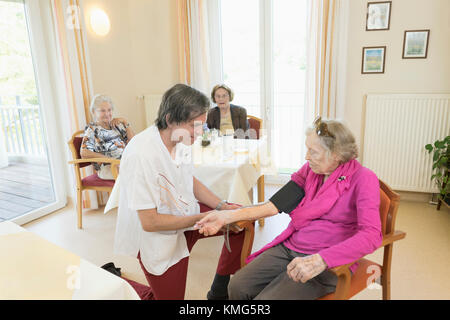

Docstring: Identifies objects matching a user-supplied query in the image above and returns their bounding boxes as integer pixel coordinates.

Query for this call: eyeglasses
[313,116,335,138]
[214,94,229,100]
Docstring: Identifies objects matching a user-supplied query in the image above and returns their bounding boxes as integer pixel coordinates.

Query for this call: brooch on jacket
[338,176,346,181]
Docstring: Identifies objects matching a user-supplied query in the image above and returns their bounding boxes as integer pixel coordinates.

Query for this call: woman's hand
[111,117,128,128]
[194,210,234,236]
[286,254,327,283]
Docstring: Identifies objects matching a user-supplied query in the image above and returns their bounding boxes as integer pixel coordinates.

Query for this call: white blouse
[113,125,200,275]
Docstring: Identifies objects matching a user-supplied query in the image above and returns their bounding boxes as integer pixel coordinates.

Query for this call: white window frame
[10,0,68,225]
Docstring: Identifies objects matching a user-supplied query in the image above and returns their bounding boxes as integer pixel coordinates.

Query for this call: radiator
[363,94,450,193]
[143,94,163,127]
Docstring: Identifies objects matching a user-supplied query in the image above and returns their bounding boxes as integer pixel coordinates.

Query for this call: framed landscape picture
[402,30,430,59]
[362,46,386,74]
[366,1,392,31]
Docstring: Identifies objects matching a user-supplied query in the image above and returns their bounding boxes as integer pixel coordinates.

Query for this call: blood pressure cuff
[269,180,305,214]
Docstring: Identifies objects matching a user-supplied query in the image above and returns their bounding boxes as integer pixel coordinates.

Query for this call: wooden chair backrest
[68,130,91,168]
[379,180,400,236]
[247,115,262,139]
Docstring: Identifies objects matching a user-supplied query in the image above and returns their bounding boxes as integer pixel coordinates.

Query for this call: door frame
[11,0,67,225]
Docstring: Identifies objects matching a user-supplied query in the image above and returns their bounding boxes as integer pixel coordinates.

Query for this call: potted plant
[425,135,450,209]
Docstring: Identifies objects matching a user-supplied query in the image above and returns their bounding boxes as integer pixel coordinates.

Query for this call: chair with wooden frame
[235,219,255,268]
[68,130,120,229]
[247,115,265,227]
[318,180,406,300]
[199,203,255,268]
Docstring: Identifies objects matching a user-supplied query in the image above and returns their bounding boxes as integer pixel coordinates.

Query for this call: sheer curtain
[304,0,349,124]
[177,0,223,94]
[49,0,99,208]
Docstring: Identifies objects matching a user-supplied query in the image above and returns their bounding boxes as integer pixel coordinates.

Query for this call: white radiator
[363,94,450,193]
[143,94,163,127]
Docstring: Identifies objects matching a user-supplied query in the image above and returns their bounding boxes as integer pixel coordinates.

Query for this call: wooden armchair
[247,115,265,227]
[232,179,406,299]
[318,180,406,300]
[67,130,120,229]
[199,204,255,268]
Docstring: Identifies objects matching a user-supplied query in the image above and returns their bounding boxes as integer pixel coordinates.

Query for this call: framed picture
[362,46,386,74]
[402,30,430,59]
[366,1,392,31]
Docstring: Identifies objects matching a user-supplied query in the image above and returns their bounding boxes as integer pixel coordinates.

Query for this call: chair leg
[382,244,393,300]
[240,222,255,268]
[257,175,265,227]
[77,189,83,229]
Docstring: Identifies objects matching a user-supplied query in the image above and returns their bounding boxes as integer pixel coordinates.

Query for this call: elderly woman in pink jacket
[195,117,382,300]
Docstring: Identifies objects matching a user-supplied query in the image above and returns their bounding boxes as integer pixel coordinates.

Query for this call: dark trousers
[228,243,338,300]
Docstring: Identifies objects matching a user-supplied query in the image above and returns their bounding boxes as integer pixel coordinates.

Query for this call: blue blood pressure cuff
[269,180,305,214]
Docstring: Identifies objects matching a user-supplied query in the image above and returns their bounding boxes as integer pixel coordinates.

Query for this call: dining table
[0,220,140,300]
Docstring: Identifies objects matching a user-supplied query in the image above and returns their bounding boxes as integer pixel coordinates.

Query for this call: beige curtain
[304,0,348,123]
[177,0,191,84]
[176,0,223,93]
[51,0,103,208]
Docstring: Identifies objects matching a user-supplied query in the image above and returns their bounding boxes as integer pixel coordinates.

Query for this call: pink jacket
[246,159,382,274]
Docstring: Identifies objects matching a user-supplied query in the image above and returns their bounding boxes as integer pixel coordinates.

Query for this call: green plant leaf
[425,144,433,152]
[433,151,440,162]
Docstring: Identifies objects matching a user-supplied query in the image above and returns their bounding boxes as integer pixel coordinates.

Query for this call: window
[220,0,308,174]
[221,0,261,118]
[0,0,66,224]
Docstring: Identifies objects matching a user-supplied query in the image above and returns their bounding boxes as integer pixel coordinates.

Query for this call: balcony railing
[0,96,46,157]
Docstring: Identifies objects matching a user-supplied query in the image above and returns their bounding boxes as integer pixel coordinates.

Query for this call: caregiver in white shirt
[114,84,245,300]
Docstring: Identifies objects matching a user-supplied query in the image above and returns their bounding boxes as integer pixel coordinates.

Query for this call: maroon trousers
[124,203,246,300]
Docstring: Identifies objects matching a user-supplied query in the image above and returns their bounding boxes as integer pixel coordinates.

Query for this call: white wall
[82,0,179,133]
[343,0,450,148]
[81,0,450,144]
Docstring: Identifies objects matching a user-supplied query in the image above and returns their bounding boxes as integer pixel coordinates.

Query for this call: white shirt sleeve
[123,155,158,211]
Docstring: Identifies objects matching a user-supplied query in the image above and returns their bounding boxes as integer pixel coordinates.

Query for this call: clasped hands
[194,208,327,283]
[194,207,242,235]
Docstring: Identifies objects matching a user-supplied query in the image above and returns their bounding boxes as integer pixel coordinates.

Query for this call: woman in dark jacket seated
[207,84,248,136]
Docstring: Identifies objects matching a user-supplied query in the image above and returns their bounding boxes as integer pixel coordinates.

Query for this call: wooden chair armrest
[328,262,354,277]
[382,230,406,246]
[234,219,254,229]
[68,158,121,165]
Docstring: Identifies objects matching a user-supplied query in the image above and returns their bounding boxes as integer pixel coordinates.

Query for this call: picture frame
[366,1,392,31]
[402,30,430,59]
[361,46,386,74]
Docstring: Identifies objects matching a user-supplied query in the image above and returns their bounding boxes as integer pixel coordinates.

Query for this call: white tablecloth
[0,221,140,300]
[104,137,273,213]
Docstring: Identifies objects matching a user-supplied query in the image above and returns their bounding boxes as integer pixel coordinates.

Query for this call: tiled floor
[0,161,54,221]
[19,184,450,300]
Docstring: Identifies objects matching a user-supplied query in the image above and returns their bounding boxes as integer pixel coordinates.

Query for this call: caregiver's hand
[194,210,235,236]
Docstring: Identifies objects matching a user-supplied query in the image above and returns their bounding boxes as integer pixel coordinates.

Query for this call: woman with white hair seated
[195,117,383,300]
[80,94,135,180]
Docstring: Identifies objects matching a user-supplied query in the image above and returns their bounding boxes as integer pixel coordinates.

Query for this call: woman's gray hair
[90,94,114,116]
[306,118,359,163]
[155,84,210,129]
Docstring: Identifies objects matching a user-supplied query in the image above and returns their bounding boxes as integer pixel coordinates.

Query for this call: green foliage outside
[0,1,38,105]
